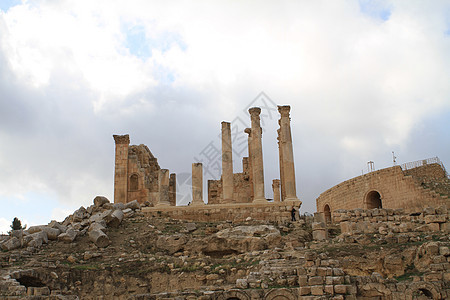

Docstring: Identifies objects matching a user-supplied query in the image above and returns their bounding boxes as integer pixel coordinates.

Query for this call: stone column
[192,163,204,205]
[272,179,281,202]
[113,134,130,204]
[221,122,234,203]
[156,169,170,207]
[244,128,254,201]
[169,173,176,206]
[277,128,286,201]
[249,107,266,203]
[278,105,299,201]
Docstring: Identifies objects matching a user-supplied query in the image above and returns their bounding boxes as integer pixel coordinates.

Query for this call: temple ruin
[113,105,302,221]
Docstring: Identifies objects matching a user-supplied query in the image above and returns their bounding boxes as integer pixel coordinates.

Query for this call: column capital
[278,105,291,117]
[244,128,252,135]
[272,179,280,187]
[248,107,261,116]
[113,134,130,145]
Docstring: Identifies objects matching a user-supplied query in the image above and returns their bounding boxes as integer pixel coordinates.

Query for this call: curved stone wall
[316,163,449,221]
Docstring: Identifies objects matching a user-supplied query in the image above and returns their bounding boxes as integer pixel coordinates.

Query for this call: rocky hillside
[0,197,449,299]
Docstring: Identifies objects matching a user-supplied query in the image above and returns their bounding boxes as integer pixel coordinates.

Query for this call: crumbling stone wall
[113,135,176,206]
[316,162,449,219]
[208,157,252,204]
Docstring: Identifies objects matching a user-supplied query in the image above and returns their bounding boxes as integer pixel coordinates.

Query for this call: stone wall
[316,163,449,219]
[142,200,301,223]
[113,135,176,206]
[208,157,252,204]
[333,206,449,235]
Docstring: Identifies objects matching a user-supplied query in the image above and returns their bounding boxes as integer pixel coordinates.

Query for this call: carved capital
[113,134,130,145]
[278,105,291,117]
[248,107,261,116]
[272,179,280,187]
[244,128,252,135]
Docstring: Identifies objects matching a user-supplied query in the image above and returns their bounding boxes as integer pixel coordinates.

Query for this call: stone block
[317,267,328,276]
[425,215,446,224]
[313,229,328,241]
[235,278,248,289]
[440,246,449,256]
[298,275,308,286]
[93,196,110,208]
[308,276,323,285]
[334,284,347,294]
[310,285,324,295]
[325,285,334,295]
[299,286,311,295]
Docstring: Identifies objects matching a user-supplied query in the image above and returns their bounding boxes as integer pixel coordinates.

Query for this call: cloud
[0,0,449,219]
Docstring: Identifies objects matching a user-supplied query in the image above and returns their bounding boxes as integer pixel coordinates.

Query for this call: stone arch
[265,288,297,300]
[216,289,251,300]
[405,282,441,299]
[129,173,139,191]
[365,190,383,209]
[323,204,332,223]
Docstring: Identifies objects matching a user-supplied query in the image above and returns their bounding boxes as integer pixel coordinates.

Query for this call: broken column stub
[192,163,204,205]
[113,134,130,204]
[249,107,266,203]
[272,179,281,202]
[157,169,170,207]
[221,121,234,203]
[278,105,299,202]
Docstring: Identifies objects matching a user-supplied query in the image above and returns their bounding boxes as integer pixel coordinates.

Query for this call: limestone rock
[58,229,78,243]
[89,222,106,233]
[93,196,110,208]
[105,209,124,228]
[125,200,141,210]
[73,206,89,222]
[1,237,21,251]
[89,229,110,248]
[156,234,187,254]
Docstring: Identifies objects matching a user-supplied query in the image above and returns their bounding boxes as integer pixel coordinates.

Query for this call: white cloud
[0,217,10,235]
[0,0,449,217]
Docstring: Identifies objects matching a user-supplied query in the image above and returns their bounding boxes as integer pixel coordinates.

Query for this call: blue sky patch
[358,0,391,21]
[0,0,20,12]
[123,22,187,60]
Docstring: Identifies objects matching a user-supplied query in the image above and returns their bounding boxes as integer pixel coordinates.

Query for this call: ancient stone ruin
[0,105,449,299]
[113,105,303,222]
[316,157,450,223]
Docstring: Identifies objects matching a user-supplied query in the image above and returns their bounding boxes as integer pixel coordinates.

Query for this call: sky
[0,0,449,233]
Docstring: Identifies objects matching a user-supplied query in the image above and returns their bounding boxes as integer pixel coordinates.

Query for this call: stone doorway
[365,190,382,209]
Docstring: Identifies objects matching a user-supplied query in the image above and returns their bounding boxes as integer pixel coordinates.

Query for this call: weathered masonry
[113,135,176,206]
[114,104,302,215]
[316,157,450,223]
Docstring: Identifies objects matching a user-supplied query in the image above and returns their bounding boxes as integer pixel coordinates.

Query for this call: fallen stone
[58,229,77,243]
[40,227,60,240]
[89,229,110,248]
[89,222,107,233]
[1,237,21,251]
[105,209,124,228]
[93,196,110,208]
[125,200,140,210]
[73,206,89,222]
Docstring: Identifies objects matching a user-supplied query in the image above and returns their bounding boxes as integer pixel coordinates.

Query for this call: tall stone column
[249,107,266,203]
[278,105,299,201]
[244,128,254,200]
[169,173,176,206]
[113,134,130,204]
[221,121,234,203]
[272,179,281,202]
[156,169,170,207]
[192,163,204,205]
[277,128,286,201]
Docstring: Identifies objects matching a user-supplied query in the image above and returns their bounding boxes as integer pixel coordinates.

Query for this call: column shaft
[244,128,254,201]
[192,163,204,205]
[278,105,299,201]
[157,169,170,206]
[272,179,281,202]
[249,107,266,202]
[221,122,234,203]
[113,134,130,204]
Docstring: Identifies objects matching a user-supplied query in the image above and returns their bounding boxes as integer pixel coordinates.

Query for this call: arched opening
[417,288,433,299]
[17,275,45,288]
[324,204,331,224]
[130,174,139,191]
[366,190,382,209]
